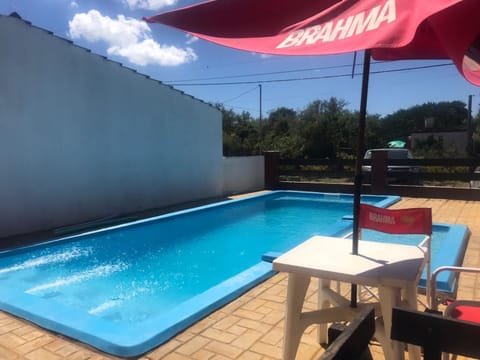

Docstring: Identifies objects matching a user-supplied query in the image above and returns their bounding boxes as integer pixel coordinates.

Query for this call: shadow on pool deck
[0,195,479,360]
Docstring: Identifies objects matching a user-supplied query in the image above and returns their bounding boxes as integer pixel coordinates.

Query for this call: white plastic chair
[358,203,433,307]
[430,266,480,360]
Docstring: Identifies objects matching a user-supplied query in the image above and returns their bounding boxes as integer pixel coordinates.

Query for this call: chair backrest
[359,203,433,305]
[359,203,432,235]
[391,307,480,360]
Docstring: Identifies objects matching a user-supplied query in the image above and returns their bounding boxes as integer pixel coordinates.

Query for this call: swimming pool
[0,191,468,356]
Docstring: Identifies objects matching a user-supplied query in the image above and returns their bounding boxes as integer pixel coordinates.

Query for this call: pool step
[261,252,282,263]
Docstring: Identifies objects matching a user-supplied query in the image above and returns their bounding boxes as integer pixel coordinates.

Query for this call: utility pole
[259,84,262,123]
[467,94,474,155]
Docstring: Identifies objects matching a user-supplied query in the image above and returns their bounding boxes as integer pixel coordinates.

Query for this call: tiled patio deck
[0,196,479,359]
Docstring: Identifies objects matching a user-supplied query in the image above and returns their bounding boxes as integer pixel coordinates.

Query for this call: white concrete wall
[412,131,468,156]
[0,15,224,238]
[223,156,264,195]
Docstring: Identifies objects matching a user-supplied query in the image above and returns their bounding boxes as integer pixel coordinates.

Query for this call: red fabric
[449,304,480,324]
[145,0,480,85]
[359,203,432,235]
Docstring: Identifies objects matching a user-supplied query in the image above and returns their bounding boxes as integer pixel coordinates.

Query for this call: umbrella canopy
[145,0,480,86]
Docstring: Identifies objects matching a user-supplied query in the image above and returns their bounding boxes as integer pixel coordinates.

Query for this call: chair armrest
[431,266,480,309]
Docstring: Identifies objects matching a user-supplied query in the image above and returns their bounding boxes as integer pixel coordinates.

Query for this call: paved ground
[0,196,479,359]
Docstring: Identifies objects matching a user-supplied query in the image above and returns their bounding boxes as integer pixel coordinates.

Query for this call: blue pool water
[0,191,468,356]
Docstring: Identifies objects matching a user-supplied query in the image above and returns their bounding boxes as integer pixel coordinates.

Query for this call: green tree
[471,102,480,155]
[220,98,471,160]
[381,101,468,143]
[364,113,386,150]
[218,104,260,156]
[260,107,303,158]
[299,98,355,158]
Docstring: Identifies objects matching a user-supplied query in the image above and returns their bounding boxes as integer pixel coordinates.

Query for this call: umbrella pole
[351,49,371,307]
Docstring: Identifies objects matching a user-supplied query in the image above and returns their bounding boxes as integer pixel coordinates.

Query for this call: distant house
[410,129,468,156]
[0,13,226,238]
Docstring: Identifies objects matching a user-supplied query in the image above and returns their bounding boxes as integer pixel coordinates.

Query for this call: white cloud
[249,52,273,59]
[123,0,177,11]
[69,10,151,48]
[186,34,199,45]
[109,39,197,66]
[68,10,197,66]
[69,1,79,9]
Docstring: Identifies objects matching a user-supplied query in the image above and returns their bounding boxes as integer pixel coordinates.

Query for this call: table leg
[378,285,403,360]
[317,278,331,344]
[283,273,310,360]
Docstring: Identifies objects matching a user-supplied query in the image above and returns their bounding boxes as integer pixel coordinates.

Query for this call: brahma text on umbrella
[277,0,396,48]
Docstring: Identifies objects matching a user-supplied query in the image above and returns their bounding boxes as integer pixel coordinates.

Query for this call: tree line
[220,97,479,159]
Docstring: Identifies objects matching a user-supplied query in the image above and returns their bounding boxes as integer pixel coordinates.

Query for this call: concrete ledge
[277,181,480,201]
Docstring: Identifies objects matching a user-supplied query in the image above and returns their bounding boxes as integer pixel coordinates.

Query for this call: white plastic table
[272,235,425,360]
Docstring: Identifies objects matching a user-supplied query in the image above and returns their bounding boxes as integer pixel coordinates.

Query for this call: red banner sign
[359,203,432,235]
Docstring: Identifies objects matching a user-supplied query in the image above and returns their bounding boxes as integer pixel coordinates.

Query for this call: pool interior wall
[0,191,469,356]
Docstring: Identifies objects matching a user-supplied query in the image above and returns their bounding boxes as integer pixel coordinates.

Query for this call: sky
[2,0,480,119]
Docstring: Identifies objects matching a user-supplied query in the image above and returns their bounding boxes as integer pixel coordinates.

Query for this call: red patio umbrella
[145,0,480,304]
[145,0,480,85]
